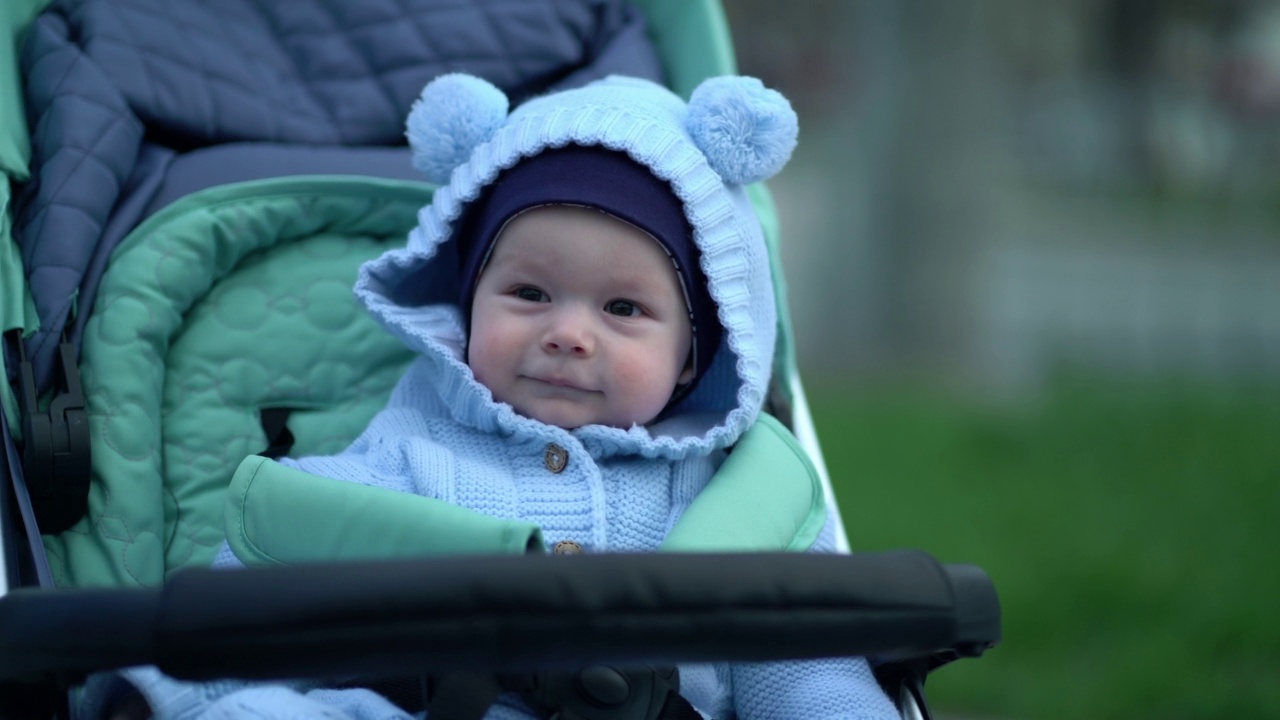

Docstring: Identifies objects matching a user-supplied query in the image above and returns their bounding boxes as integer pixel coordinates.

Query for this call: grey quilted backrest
[15,0,663,395]
[61,0,658,146]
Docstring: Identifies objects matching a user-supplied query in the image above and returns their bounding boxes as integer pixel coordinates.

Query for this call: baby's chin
[518,403,651,430]
[513,401,590,430]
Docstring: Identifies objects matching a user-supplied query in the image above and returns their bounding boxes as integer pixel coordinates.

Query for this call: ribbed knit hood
[355,74,797,458]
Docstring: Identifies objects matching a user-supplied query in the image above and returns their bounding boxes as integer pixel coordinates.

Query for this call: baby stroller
[0,1,1000,718]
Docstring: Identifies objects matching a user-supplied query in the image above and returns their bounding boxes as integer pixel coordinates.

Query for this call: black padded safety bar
[943,563,1003,655]
[0,551,1000,683]
[0,586,160,679]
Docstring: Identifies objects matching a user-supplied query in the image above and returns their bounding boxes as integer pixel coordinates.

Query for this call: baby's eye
[605,300,641,317]
[514,286,547,302]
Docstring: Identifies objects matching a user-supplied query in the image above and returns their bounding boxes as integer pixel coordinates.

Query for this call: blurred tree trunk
[729,0,1008,379]
[857,1,1004,376]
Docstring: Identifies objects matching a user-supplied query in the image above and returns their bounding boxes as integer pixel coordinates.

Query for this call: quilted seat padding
[41,177,429,588]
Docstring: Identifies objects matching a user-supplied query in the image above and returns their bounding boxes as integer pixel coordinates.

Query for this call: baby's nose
[542,308,595,355]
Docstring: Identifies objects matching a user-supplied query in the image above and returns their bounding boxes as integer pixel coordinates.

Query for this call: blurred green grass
[810,375,1280,720]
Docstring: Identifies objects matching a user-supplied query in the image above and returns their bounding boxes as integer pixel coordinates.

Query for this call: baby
[458,144,711,432]
[88,74,898,720]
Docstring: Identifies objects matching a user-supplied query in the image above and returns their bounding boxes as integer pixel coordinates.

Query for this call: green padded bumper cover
[228,456,546,564]
[227,413,825,565]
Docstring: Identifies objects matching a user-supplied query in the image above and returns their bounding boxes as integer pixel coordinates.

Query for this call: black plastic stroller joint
[11,330,91,534]
[364,664,697,720]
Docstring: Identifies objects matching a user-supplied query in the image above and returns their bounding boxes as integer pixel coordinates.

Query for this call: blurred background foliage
[722,1,1280,718]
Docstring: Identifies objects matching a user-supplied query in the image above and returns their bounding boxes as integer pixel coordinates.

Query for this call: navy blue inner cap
[456,144,722,386]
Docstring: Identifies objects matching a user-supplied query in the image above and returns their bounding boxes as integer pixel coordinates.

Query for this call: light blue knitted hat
[359,73,798,450]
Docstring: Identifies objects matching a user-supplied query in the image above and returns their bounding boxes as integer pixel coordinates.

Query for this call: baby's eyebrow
[602,274,660,294]
[482,255,542,277]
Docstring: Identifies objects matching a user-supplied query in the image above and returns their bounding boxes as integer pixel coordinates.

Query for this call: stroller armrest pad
[0,550,1000,683]
[226,456,545,566]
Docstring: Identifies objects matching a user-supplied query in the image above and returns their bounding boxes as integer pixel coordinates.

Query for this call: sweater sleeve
[727,510,900,720]
[729,656,897,720]
[200,686,416,720]
[76,667,417,720]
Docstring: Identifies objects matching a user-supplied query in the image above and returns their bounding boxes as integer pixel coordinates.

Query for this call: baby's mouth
[528,375,593,393]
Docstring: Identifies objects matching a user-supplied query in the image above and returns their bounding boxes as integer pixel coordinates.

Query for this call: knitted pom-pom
[406,74,510,184]
[685,76,798,185]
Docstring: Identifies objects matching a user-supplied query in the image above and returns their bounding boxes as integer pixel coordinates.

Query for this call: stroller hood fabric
[357,74,794,457]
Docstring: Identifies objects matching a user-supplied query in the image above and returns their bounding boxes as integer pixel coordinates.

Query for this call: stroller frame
[0,1,1000,718]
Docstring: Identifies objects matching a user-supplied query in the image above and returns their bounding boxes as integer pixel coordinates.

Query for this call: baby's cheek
[610,356,653,386]
[613,357,678,410]
[467,337,502,390]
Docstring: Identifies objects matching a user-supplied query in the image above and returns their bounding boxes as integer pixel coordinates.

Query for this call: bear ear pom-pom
[686,76,798,186]
[407,74,795,187]
[406,74,510,185]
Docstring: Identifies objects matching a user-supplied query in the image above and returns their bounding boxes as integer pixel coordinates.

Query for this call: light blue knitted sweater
[83,75,899,719]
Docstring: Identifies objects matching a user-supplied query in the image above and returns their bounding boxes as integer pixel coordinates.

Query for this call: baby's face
[468,205,694,429]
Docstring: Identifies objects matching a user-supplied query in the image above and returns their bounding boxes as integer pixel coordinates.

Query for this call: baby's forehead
[489,205,675,266]
[487,216,681,298]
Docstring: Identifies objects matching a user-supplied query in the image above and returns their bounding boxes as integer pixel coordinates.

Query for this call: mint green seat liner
[40,175,803,592]
[42,177,428,589]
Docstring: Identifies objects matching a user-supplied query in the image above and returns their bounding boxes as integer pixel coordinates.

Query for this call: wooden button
[553,540,584,555]
[544,443,568,473]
